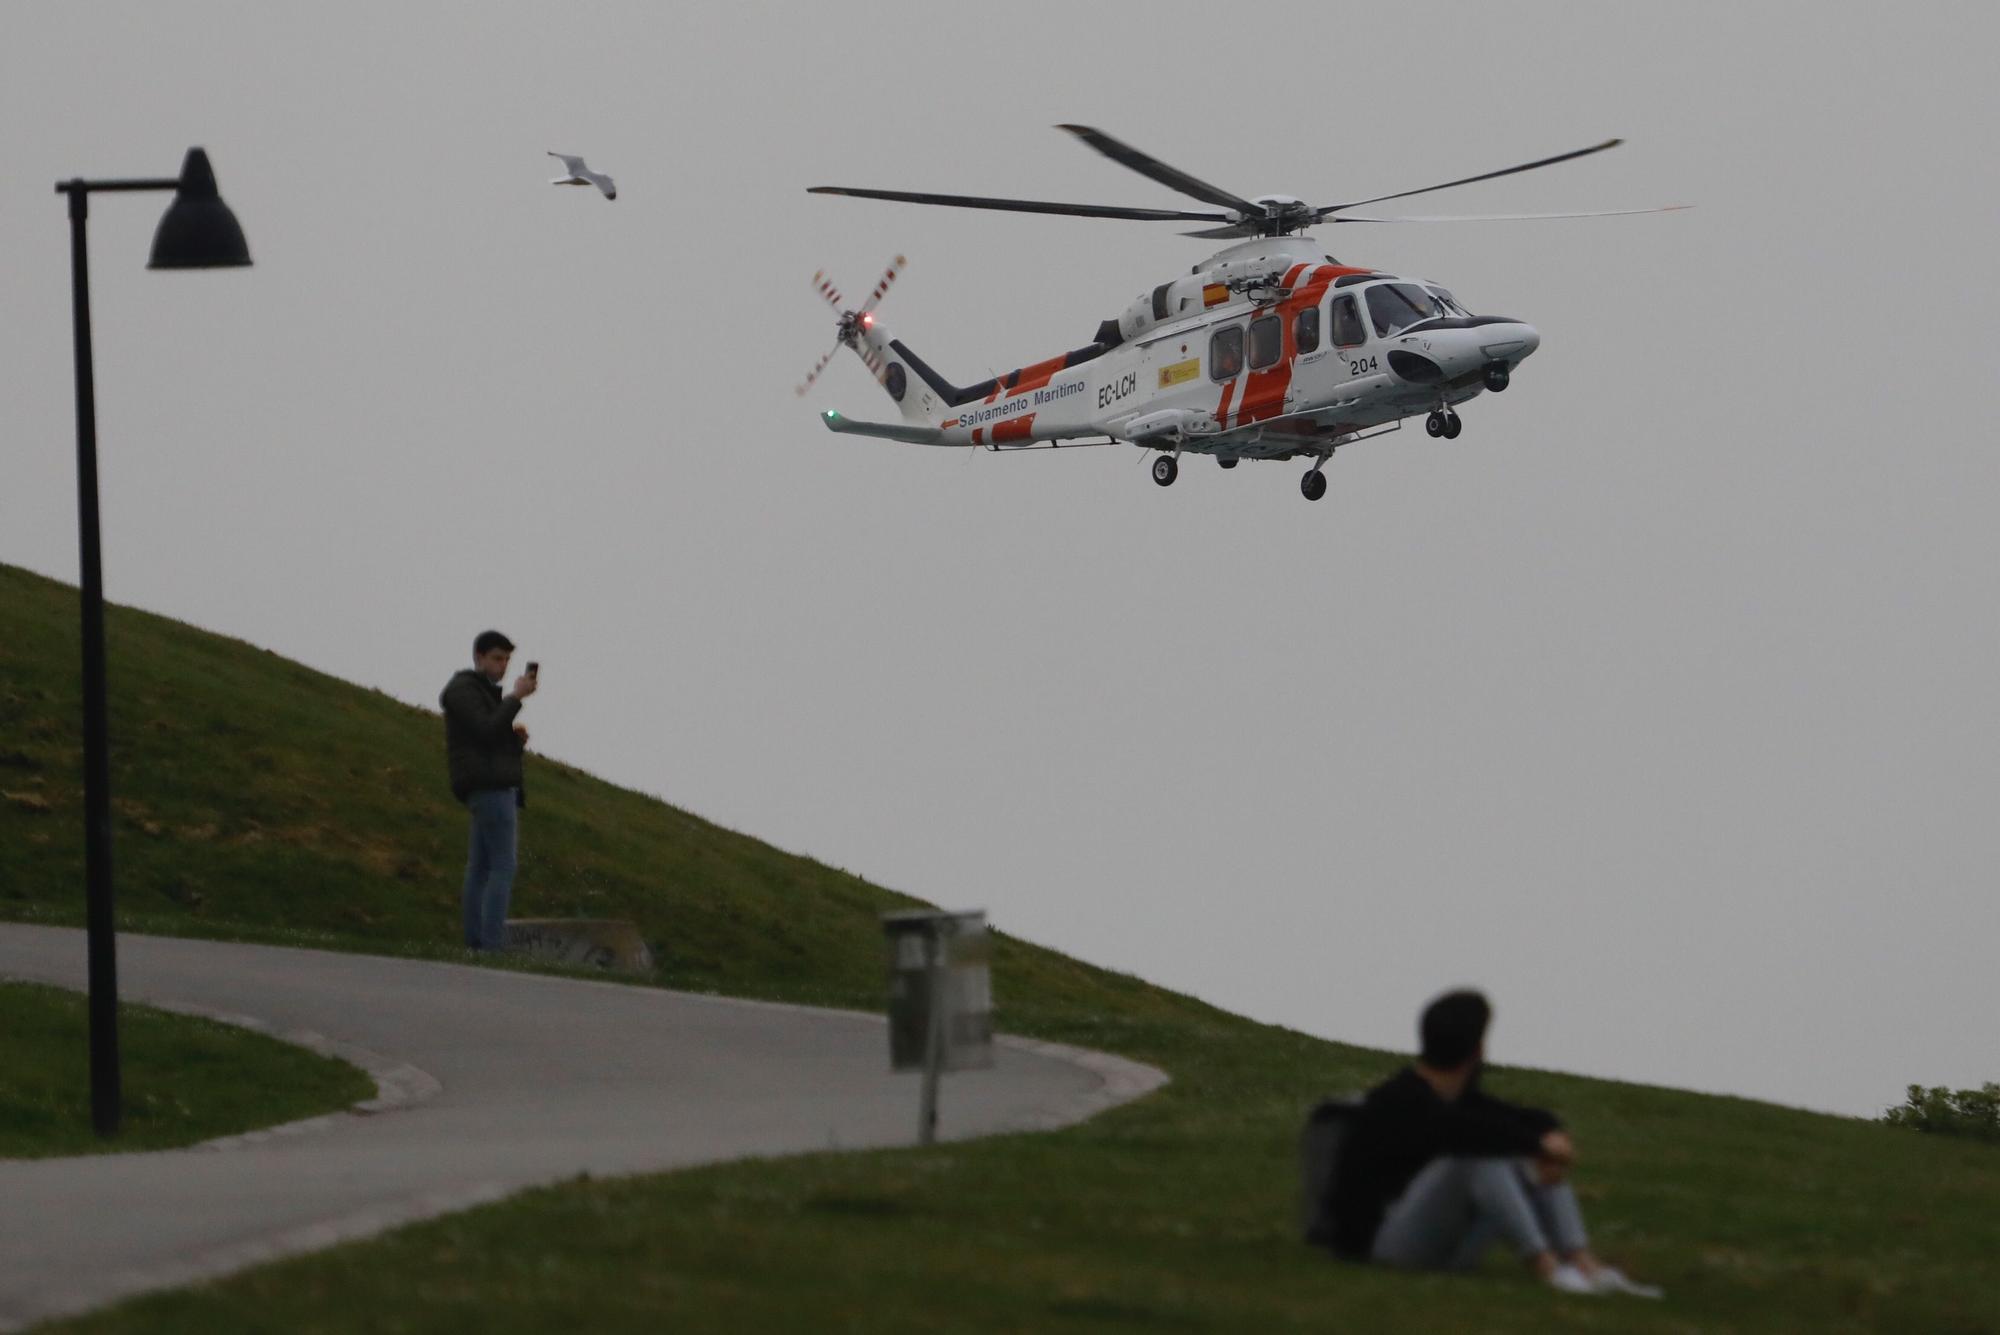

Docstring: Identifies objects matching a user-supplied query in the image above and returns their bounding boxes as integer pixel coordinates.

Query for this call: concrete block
[503,919,654,975]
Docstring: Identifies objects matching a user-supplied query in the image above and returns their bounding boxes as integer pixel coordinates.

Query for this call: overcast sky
[5,2,1996,1117]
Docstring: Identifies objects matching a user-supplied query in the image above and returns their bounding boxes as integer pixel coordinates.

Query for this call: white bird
[547,152,616,200]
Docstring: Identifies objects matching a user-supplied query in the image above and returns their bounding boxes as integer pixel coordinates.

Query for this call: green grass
[0,561,1165,1019]
[6,560,1999,1333]
[0,979,373,1158]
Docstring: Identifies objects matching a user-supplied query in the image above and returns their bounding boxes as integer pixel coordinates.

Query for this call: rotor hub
[1247,196,1317,235]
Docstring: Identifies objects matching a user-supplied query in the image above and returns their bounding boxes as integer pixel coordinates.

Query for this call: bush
[1882,1083,2000,1144]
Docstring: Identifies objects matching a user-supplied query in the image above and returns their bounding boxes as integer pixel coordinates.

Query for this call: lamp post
[56,147,250,1136]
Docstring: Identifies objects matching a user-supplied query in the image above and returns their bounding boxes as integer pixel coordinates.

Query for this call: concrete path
[0,925,1167,1331]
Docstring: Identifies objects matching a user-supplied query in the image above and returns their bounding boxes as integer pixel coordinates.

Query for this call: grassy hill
[5,561,1997,1333]
[0,561,1183,1024]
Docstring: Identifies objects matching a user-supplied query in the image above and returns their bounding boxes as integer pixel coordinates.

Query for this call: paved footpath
[0,925,1166,1331]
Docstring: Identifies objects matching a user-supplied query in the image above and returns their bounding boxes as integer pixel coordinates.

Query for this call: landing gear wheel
[1301,469,1328,502]
[1440,411,1462,440]
[1483,364,1511,393]
[1152,455,1179,487]
[1217,456,1238,470]
[1425,411,1446,438]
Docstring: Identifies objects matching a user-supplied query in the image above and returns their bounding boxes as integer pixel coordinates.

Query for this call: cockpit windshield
[1365,282,1449,338]
[1424,285,1472,317]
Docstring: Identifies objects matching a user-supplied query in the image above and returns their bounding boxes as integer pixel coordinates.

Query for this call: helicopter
[799,125,1683,502]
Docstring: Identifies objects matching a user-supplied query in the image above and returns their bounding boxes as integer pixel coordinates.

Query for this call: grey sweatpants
[1371,1157,1589,1270]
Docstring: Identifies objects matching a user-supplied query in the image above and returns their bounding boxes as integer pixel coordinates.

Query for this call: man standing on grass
[1325,989,1661,1298]
[441,630,537,952]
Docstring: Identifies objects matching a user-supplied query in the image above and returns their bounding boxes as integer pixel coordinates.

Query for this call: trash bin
[881,909,993,1073]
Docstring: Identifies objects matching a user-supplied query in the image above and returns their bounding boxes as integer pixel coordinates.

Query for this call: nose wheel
[1300,468,1327,502]
[1426,408,1462,440]
[1151,454,1179,487]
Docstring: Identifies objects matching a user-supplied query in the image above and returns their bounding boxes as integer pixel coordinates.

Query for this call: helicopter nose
[1469,321,1537,393]
[1389,320,1539,387]
[1477,320,1538,364]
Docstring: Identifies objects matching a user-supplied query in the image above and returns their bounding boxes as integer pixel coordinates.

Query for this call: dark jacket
[1325,1065,1560,1260]
[440,669,524,802]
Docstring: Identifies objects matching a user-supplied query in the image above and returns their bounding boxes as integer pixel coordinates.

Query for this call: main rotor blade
[1057,124,1265,217]
[808,185,1227,223]
[1181,220,1266,240]
[1329,205,1691,223]
[1318,139,1626,216]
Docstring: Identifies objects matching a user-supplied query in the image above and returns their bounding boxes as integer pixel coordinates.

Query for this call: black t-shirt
[1326,1065,1560,1259]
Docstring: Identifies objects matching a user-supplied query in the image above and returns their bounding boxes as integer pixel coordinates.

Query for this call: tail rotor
[811,269,848,312]
[795,340,843,397]
[859,254,905,315]
[796,255,906,396]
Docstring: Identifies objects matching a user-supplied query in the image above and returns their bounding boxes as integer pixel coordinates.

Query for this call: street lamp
[55,147,250,1136]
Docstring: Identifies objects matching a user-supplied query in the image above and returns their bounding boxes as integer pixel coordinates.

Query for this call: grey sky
[5,2,1995,1117]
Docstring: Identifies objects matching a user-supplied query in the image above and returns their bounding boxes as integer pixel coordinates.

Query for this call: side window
[1331,295,1364,347]
[1248,315,1283,370]
[1210,324,1245,381]
[1294,307,1321,355]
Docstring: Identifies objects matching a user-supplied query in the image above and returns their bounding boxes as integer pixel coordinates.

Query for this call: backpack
[1299,1094,1364,1249]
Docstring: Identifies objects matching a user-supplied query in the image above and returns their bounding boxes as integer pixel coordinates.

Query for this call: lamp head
[148,148,250,270]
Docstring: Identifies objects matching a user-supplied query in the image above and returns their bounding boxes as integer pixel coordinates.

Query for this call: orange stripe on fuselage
[992,413,1036,443]
[1234,264,1344,428]
[1003,353,1072,399]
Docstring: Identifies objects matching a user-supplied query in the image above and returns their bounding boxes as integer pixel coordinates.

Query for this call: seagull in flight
[547,152,616,200]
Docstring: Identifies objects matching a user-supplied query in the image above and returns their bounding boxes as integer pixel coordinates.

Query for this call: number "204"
[1347,355,1380,376]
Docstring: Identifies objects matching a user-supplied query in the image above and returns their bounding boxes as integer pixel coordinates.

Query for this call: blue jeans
[1371,1157,1589,1270]
[461,788,518,950]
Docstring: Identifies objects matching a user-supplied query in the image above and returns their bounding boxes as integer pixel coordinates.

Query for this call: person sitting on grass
[1326,988,1660,1298]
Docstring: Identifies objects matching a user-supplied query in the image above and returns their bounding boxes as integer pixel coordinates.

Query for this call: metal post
[55,159,240,1138]
[64,182,121,1137]
[917,925,945,1145]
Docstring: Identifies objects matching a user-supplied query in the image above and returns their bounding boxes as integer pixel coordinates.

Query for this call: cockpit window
[1425,286,1472,317]
[1366,283,1447,338]
[1331,294,1364,346]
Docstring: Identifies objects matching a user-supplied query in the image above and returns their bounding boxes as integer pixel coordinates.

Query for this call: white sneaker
[1589,1266,1664,1299]
[1547,1264,1600,1295]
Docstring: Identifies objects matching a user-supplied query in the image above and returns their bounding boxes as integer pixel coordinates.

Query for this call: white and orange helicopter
[800,125,1683,501]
